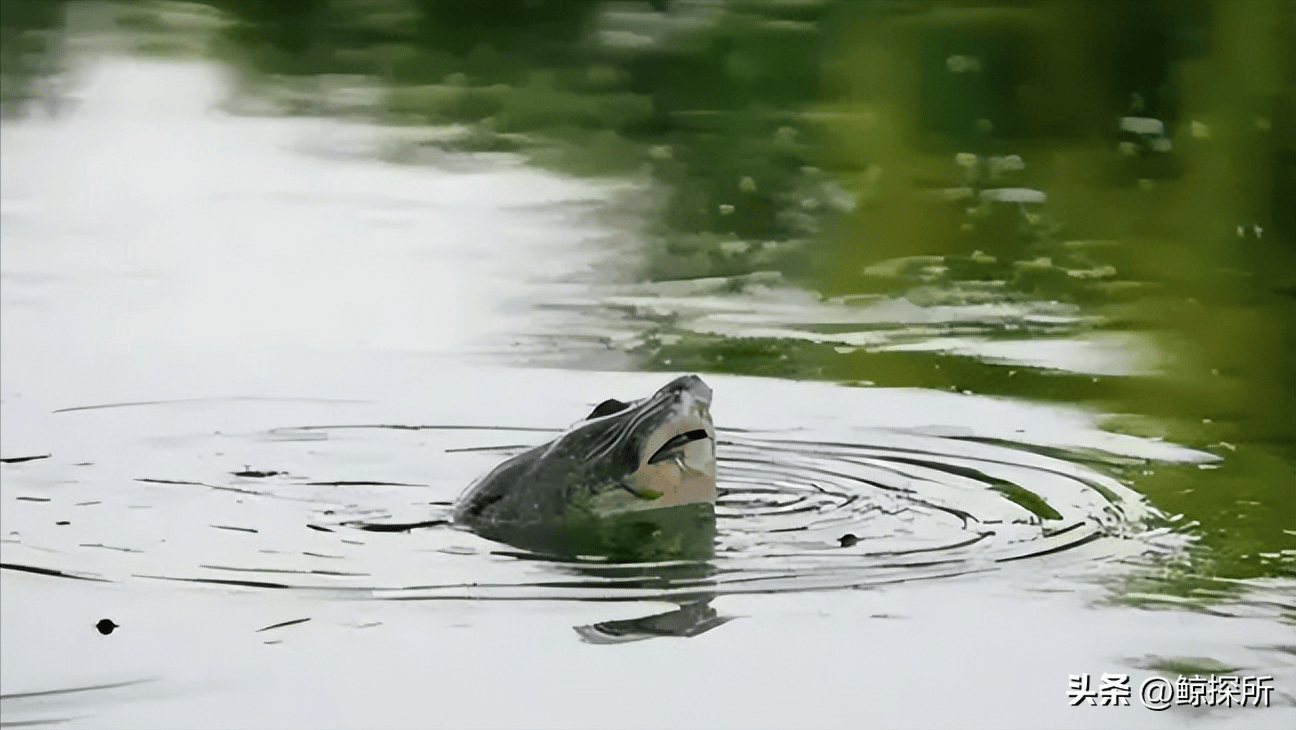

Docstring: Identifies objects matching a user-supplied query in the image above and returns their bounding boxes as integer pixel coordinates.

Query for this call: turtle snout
[659,374,712,405]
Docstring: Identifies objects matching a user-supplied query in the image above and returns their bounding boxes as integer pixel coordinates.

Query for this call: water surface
[2,54,1292,730]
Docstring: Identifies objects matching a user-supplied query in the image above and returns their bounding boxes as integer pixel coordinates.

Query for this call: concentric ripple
[701,430,1167,596]
[1,398,1195,603]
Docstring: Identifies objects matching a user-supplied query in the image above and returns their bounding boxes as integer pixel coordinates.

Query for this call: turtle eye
[587,398,629,420]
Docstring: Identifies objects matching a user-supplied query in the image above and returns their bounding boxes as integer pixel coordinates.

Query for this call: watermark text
[1068,673,1273,710]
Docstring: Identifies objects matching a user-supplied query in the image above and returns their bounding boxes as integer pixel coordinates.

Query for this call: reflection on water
[574,599,729,644]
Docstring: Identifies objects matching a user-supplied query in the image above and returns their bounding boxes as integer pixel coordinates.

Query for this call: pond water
[1,56,1292,729]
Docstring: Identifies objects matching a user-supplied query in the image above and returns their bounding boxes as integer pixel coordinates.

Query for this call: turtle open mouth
[623,395,716,506]
[647,429,711,464]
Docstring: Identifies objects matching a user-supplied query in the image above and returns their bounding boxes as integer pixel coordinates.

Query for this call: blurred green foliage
[0,0,70,114]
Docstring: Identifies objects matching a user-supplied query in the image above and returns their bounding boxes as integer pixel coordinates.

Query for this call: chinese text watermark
[1068,673,1273,710]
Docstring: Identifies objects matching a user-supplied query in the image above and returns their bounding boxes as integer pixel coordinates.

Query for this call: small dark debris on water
[1,454,51,464]
[839,533,860,548]
[233,469,282,478]
[256,617,310,633]
[55,521,70,526]
[96,619,118,635]
[306,524,334,533]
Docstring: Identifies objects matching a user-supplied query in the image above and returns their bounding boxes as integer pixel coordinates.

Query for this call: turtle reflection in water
[453,375,717,561]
